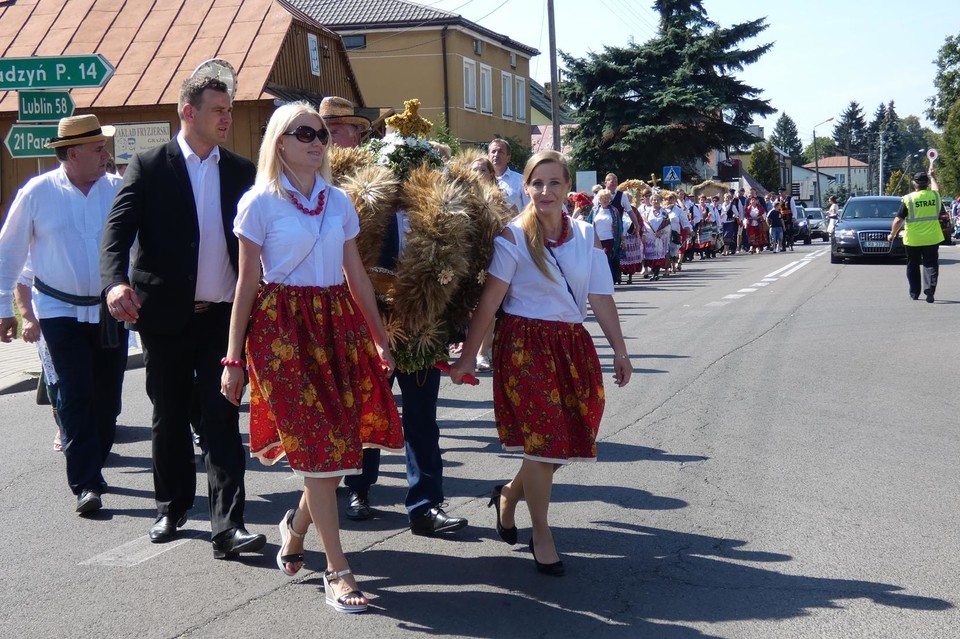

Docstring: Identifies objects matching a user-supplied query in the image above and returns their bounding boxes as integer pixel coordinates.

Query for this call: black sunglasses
[282,125,329,145]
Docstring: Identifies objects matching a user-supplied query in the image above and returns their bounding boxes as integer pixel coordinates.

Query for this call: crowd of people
[0,69,632,614]
[571,178,808,284]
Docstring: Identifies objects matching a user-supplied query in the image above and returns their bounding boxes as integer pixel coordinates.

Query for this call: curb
[0,351,144,396]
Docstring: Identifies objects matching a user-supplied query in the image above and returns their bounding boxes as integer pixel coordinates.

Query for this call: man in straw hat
[319,95,371,148]
[0,114,126,515]
[101,73,265,557]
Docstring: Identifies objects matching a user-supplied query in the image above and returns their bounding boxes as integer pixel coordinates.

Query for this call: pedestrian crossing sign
[663,166,681,184]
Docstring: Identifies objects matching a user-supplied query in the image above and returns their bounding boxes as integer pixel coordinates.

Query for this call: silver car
[804,207,829,241]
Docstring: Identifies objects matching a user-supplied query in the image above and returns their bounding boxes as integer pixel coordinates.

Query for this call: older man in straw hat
[319,95,371,148]
[0,114,127,515]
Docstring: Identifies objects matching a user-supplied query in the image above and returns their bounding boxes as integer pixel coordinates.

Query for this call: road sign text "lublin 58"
[0,55,115,90]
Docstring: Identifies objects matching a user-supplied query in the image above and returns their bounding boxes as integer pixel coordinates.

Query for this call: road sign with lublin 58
[18,91,75,122]
[0,54,114,90]
[663,166,681,184]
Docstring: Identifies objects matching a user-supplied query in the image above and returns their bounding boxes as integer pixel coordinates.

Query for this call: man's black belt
[33,277,100,306]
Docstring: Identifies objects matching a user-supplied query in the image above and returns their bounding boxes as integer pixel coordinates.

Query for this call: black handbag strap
[545,244,577,306]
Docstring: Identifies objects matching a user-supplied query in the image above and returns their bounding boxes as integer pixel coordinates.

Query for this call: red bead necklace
[543,213,571,248]
[288,189,326,217]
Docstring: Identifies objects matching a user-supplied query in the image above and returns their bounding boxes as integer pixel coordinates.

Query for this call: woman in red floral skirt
[450,151,632,576]
[221,102,402,613]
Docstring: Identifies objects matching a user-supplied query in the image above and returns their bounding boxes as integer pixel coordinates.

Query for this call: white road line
[761,278,778,282]
[723,294,745,300]
[765,261,801,278]
[80,532,207,567]
[752,282,769,287]
[779,261,810,278]
[705,301,730,307]
[738,288,758,293]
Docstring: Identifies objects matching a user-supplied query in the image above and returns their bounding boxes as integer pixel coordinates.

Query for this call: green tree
[937,99,960,196]
[886,169,909,196]
[832,101,868,159]
[801,136,838,165]
[770,113,803,163]
[748,141,780,191]
[430,113,460,155]
[868,103,888,190]
[560,0,774,178]
[927,34,960,129]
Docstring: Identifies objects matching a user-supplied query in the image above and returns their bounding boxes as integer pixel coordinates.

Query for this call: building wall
[270,21,363,105]
[342,27,532,147]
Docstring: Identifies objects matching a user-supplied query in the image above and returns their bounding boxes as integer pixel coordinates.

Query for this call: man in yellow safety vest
[889,170,944,303]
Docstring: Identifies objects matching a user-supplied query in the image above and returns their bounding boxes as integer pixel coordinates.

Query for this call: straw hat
[45,114,115,148]
[319,96,371,128]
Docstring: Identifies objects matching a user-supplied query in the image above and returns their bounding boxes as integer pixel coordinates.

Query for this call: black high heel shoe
[488,485,518,545]
[529,539,565,576]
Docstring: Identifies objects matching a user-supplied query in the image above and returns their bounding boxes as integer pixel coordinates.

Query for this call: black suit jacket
[100,139,256,334]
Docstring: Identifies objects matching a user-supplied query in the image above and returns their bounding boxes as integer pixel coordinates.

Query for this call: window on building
[515,76,526,123]
[480,64,493,114]
[463,58,477,110]
[342,35,366,49]
[501,71,513,119]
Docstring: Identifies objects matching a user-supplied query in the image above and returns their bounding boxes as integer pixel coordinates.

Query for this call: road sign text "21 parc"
[4,124,58,159]
[0,55,115,90]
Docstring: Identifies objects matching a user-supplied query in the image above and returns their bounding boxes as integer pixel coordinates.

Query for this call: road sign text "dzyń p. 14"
[4,124,58,159]
[0,55,114,90]
[18,91,75,122]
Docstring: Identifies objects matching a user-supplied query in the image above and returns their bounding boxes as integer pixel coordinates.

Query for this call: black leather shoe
[149,513,187,543]
[345,490,371,521]
[925,288,935,303]
[529,539,565,576]
[212,526,267,559]
[76,489,102,515]
[410,506,468,537]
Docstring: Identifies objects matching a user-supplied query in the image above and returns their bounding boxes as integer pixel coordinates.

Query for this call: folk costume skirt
[246,283,403,477]
[619,233,644,274]
[493,313,604,463]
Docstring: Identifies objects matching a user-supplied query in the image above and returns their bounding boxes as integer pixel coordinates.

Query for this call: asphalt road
[1,242,957,638]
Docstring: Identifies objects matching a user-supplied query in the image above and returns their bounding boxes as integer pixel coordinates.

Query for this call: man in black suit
[100,75,265,558]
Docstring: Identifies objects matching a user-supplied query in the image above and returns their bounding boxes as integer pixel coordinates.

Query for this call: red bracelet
[220,357,246,370]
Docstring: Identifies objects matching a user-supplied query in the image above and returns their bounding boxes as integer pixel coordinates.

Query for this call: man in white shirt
[488,138,529,214]
[101,75,265,557]
[0,115,125,515]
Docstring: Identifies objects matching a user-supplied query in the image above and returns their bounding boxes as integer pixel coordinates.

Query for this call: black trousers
[39,318,127,495]
[904,244,939,297]
[139,304,246,536]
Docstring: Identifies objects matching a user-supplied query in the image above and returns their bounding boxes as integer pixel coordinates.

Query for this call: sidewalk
[0,337,143,395]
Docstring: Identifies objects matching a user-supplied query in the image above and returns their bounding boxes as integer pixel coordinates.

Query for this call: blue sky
[431,0,957,144]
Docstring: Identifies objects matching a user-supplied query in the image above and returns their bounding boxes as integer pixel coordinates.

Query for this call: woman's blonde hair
[256,101,332,197]
[518,150,571,281]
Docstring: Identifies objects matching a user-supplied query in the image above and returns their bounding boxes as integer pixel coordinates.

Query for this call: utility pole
[547,0,561,152]
[878,132,884,195]
[813,117,833,208]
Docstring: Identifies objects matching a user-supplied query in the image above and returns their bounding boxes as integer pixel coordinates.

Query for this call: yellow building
[289,0,539,147]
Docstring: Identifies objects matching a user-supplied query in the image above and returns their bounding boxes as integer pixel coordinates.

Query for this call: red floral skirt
[492,314,605,463]
[246,284,403,477]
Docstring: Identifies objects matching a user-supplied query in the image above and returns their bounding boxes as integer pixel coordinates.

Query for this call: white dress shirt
[0,166,122,323]
[177,133,235,303]
[496,167,529,212]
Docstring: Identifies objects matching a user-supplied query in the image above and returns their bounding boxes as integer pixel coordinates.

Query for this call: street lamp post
[812,117,833,207]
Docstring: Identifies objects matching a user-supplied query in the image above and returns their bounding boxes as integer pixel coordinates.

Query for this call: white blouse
[234,175,359,287]
[488,218,614,324]
[592,206,616,240]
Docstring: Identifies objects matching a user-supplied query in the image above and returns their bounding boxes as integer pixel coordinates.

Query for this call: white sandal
[323,568,368,613]
[276,508,305,576]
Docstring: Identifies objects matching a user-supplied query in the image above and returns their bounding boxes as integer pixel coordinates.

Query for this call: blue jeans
[39,317,128,495]
[345,367,444,521]
[769,226,784,244]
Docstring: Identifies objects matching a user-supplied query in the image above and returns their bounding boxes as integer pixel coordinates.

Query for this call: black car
[830,196,905,264]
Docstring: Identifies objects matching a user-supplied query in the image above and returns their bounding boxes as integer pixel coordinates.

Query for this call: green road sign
[18,90,75,122]
[0,54,114,90]
[4,124,58,158]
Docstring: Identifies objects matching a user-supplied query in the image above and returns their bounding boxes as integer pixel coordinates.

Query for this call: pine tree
[560,0,775,178]
[748,141,780,191]
[770,113,803,164]
[868,103,888,192]
[831,101,868,160]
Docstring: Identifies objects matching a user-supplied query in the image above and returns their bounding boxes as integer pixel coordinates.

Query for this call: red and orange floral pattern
[492,313,605,462]
[247,284,403,476]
